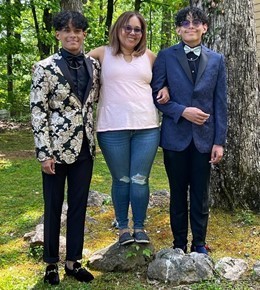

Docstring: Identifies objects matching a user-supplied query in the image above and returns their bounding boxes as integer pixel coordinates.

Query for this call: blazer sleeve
[151,50,186,124]
[30,64,53,162]
[213,54,227,145]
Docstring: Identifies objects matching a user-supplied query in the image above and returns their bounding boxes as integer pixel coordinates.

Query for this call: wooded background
[0,0,259,212]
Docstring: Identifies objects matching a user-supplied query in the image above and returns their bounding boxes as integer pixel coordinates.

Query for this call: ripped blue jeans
[97,128,160,230]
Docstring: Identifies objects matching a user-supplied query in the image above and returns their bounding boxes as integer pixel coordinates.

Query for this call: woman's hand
[156,86,170,104]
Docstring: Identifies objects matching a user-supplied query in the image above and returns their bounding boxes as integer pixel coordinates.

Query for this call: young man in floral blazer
[30,11,100,285]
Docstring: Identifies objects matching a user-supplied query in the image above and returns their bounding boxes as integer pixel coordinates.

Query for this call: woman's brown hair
[109,11,147,57]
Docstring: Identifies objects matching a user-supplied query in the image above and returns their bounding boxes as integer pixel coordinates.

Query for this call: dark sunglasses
[122,25,143,35]
[180,19,202,28]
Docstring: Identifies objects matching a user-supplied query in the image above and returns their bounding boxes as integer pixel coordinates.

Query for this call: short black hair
[53,11,88,31]
[175,7,209,27]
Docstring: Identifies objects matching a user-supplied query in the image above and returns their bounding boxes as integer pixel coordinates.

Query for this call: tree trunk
[6,0,14,113]
[105,0,113,38]
[31,1,53,59]
[14,0,22,67]
[193,0,260,211]
[60,0,83,12]
[135,0,142,11]
[42,8,53,57]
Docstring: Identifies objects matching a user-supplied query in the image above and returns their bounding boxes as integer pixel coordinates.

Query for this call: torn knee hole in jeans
[119,176,130,183]
[131,174,147,185]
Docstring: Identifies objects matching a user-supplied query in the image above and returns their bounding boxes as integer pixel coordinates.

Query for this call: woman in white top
[88,11,168,245]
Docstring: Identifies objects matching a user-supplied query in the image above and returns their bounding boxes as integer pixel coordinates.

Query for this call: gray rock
[147,248,214,285]
[23,189,257,287]
[88,242,155,272]
[24,223,66,256]
[148,190,170,208]
[88,190,111,206]
[252,260,260,281]
[215,257,248,281]
[30,224,44,246]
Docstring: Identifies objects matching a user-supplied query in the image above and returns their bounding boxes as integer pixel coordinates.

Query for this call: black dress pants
[42,156,93,263]
[163,140,211,247]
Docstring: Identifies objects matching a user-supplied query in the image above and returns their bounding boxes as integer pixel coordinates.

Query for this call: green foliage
[102,195,112,205]
[0,0,189,116]
[0,0,59,115]
[126,244,140,258]
[235,210,255,225]
[28,245,44,261]
[10,113,31,123]
[142,248,152,258]
[126,250,137,258]
[190,278,255,290]
[126,245,152,259]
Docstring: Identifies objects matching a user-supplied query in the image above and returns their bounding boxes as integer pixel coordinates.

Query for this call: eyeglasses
[122,25,143,35]
[180,19,202,28]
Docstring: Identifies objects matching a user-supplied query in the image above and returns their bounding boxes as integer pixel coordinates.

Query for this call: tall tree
[60,0,83,12]
[4,0,23,115]
[105,0,113,38]
[6,0,13,110]
[193,0,260,211]
[135,0,142,11]
[30,0,53,59]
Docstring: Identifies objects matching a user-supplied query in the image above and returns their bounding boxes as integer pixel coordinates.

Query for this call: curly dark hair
[175,7,209,27]
[53,11,88,31]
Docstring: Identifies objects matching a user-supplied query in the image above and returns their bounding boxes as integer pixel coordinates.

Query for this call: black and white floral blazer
[30,51,100,164]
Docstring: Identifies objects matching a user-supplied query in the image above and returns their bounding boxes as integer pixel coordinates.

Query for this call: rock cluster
[24,190,260,287]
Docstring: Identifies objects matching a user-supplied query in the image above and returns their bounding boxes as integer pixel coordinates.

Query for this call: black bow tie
[66,54,85,68]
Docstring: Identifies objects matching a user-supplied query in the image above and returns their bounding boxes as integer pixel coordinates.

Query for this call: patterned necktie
[184,45,201,56]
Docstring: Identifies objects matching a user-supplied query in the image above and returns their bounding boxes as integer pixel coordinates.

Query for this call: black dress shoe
[44,264,60,285]
[65,262,94,282]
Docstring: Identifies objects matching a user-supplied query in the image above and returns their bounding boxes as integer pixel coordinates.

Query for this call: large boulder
[147,248,214,285]
[88,242,155,272]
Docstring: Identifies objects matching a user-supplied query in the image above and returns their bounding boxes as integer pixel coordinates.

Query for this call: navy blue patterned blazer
[151,42,227,153]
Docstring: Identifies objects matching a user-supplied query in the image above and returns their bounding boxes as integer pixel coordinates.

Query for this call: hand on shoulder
[87,46,105,64]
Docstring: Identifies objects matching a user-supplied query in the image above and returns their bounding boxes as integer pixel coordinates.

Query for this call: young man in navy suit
[152,7,227,254]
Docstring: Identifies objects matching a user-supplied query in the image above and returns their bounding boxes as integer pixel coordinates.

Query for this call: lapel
[175,43,209,85]
[175,43,193,84]
[83,56,93,104]
[54,52,78,97]
[53,52,95,106]
[195,46,208,86]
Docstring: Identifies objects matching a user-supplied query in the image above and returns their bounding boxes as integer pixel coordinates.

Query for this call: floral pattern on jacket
[30,51,100,163]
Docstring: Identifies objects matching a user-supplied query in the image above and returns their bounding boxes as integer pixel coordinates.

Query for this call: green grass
[0,129,33,152]
[0,128,259,290]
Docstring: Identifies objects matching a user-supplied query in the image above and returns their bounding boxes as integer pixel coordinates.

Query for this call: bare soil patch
[0,120,34,159]
[0,120,31,132]
[0,150,35,159]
